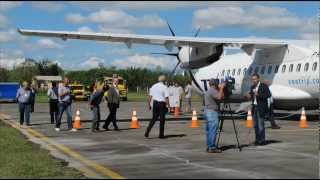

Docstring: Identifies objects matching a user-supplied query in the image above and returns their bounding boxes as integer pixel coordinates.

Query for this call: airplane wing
[18,28,287,53]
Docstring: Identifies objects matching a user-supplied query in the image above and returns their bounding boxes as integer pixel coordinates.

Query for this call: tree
[0,67,9,82]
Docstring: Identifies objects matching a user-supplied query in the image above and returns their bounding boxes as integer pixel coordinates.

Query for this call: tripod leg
[227,104,242,151]
[216,119,223,148]
[232,119,242,151]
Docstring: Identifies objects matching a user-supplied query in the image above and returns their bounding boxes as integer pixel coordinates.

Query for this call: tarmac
[0,102,319,179]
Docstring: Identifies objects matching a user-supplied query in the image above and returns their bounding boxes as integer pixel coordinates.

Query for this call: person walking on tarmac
[145,75,170,139]
[56,77,76,132]
[247,73,271,146]
[16,81,32,128]
[47,81,59,124]
[103,75,121,131]
[90,83,109,132]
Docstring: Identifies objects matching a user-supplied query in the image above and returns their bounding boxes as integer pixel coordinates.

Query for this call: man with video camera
[204,79,225,153]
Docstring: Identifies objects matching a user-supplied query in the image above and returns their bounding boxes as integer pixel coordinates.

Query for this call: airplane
[17,27,319,110]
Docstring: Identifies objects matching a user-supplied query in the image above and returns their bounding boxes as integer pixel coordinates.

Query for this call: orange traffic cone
[299,107,309,128]
[191,110,200,128]
[174,107,180,118]
[73,109,81,129]
[246,109,254,128]
[130,109,140,129]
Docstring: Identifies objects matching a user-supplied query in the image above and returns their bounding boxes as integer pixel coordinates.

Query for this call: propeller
[151,21,203,92]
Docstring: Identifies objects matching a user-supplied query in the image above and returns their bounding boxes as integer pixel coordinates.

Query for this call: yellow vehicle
[70,82,89,101]
[96,75,128,101]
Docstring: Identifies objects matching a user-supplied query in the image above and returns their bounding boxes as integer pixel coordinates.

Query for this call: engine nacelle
[179,44,224,69]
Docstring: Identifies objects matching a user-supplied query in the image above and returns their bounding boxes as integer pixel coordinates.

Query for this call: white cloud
[37,39,63,49]
[0,1,22,12]
[192,5,302,30]
[31,2,64,12]
[111,53,176,69]
[79,56,105,69]
[0,50,25,69]
[77,26,93,33]
[0,29,16,42]
[98,25,132,34]
[298,17,319,40]
[66,13,87,24]
[0,14,8,28]
[65,10,166,31]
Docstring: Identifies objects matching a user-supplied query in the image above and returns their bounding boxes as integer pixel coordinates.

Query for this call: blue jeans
[57,102,73,129]
[204,109,219,150]
[91,106,101,130]
[19,103,31,125]
[253,107,266,144]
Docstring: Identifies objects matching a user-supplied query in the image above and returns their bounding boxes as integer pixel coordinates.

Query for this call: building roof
[34,76,62,81]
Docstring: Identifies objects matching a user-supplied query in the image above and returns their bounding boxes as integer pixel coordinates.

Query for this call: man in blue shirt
[56,78,76,132]
[16,81,32,127]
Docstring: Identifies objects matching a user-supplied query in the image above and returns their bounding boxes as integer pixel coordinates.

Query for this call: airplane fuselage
[183,41,319,110]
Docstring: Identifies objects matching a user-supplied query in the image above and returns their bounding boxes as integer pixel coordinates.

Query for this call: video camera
[223,76,235,99]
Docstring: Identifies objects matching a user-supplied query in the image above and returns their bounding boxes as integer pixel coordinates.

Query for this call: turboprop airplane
[17,27,319,110]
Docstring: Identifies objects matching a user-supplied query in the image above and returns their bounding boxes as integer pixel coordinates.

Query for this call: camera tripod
[216,102,242,152]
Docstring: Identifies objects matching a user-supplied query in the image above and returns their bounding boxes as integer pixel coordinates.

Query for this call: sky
[0,1,319,70]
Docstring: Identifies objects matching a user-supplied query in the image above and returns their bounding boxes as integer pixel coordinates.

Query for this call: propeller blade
[166,20,176,37]
[151,52,178,56]
[194,27,201,37]
[170,61,180,76]
[188,70,203,92]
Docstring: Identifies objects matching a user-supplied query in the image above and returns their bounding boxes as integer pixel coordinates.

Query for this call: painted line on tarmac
[269,129,318,132]
[0,113,125,179]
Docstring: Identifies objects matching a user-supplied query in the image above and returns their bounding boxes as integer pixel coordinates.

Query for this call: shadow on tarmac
[220,140,282,151]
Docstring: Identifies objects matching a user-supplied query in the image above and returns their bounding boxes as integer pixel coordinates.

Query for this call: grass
[36,91,203,103]
[0,121,86,179]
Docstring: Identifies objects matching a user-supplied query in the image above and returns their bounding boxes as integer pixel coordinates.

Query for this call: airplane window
[248,67,253,75]
[274,65,279,73]
[282,65,286,73]
[289,64,293,72]
[260,66,266,74]
[222,70,225,76]
[237,68,241,76]
[254,66,259,73]
[296,64,301,72]
[227,69,230,76]
[268,65,272,74]
[304,63,309,72]
[195,48,199,56]
[243,68,247,75]
[312,62,317,71]
[232,69,236,76]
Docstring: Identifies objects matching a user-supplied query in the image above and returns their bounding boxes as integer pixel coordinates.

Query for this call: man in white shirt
[184,81,193,113]
[145,75,170,139]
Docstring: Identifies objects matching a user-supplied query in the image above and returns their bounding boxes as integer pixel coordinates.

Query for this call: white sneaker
[71,128,77,132]
[55,128,60,132]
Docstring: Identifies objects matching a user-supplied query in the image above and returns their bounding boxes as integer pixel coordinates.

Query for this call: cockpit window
[312,62,317,71]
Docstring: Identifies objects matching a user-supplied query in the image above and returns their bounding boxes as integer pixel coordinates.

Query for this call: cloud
[98,25,133,34]
[0,14,8,28]
[79,56,105,69]
[0,50,25,69]
[0,1,22,11]
[37,39,64,49]
[111,53,176,69]
[0,29,16,42]
[66,13,87,24]
[30,2,64,12]
[192,5,302,31]
[298,17,319,40]
[66,10,166,31]
[77,26,93,33]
